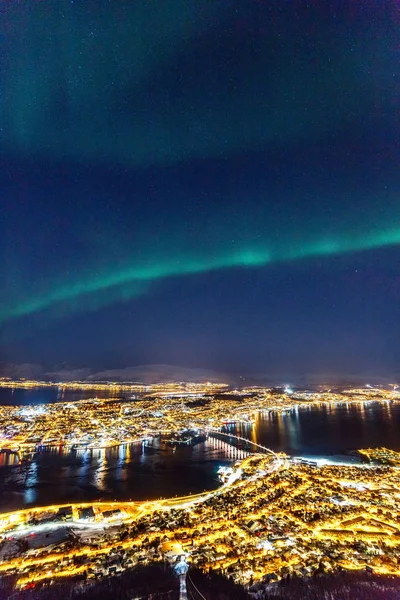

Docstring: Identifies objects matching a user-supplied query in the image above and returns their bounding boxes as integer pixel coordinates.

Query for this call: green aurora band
[1,228,400,324]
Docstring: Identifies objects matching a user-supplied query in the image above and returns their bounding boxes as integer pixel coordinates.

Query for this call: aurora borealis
[2,224,400,324]
[1,1,399,377]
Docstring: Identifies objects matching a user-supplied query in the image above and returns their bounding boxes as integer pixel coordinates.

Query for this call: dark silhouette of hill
[3,567,400,600]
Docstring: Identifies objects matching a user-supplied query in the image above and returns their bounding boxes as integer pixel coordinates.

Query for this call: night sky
[1,1,399,381]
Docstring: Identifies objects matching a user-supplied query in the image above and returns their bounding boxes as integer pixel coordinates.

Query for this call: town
[0,449,399,593]
[0,380,398,455]
[0,380,399,596]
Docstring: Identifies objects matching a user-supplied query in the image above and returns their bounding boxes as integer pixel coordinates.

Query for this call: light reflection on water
[0,439,234,511]
[0,386,122,406]
[228,401,400,455]
[0,398,398,512]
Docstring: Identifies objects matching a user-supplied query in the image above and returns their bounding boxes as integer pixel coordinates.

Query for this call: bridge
[207,429,278,457]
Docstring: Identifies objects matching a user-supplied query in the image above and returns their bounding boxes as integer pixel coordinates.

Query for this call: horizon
[0,361,398,388]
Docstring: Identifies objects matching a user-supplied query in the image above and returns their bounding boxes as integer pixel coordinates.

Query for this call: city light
[0,379,399,593]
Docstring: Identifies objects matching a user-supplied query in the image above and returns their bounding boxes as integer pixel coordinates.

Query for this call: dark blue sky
[1,1,399,380]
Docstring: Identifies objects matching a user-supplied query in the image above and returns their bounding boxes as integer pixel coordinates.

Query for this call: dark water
[0,387,119,405]
[0,389,399,512]
[0,441,233,512]
[230,401,400,456]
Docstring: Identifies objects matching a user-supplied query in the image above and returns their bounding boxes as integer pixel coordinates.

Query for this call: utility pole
[174,556,189,600]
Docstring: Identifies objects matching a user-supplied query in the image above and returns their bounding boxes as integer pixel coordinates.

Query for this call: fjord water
[232,401,400,456]
[0,388,399,512]
[0,386,118,405]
